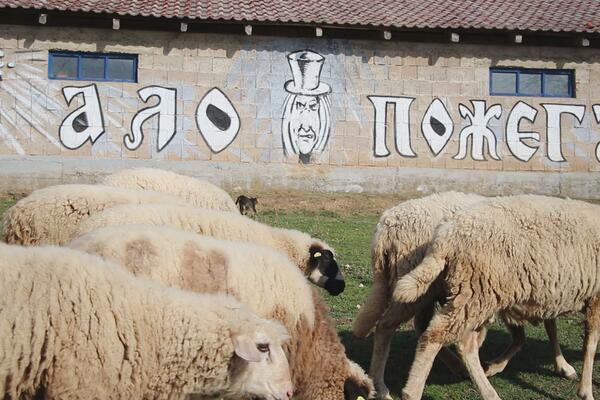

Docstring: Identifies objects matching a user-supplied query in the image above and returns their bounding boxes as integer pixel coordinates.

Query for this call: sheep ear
[232,334,263,362]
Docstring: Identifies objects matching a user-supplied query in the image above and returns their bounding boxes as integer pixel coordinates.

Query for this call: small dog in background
[235,195,258,216]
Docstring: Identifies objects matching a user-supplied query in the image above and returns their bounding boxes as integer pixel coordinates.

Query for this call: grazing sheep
[1,184,188,246]
[103,168,238,212]
[0,243,293,400]
[68,224,374,400]
[73,203,346,295]
[353,192,576,399]
[394,195,600,400]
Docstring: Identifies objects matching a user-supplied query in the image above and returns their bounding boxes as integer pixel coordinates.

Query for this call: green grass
[1,199,597,399]
[0,198,15,221]
[258,209,597,400]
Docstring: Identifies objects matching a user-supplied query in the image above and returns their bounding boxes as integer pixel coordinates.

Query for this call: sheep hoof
[557,364,578,381]
[483,361,507,377]
[577,388,594,400]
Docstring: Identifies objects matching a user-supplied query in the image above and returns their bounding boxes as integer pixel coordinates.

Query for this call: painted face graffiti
[281,50,332,163]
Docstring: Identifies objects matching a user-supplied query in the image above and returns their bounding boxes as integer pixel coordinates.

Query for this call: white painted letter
[421,98,453,155]
[127,86,177,152]
[59,84,105,149]
[593,104,600,162]
[506,101,539,162]
[196,88,240,153]
[368,95,416,158]
[454,100,502,161]
[542,104,585,162]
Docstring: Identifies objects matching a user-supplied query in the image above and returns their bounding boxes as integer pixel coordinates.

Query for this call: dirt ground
[230,189,414,216]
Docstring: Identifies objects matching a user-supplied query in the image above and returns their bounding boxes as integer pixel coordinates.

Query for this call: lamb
[68,224,374,400]
[102,167,238,212]
[353,192,577,399]
[0,243,293,400]
[1,184,187,246]
[73,203,346,295]
[393,195,600,400]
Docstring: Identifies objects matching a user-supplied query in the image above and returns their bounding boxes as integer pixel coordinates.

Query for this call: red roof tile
[3,0,600,34]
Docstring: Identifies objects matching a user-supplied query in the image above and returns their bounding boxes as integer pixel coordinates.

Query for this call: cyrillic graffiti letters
[127,86,177,151]
[196,87,241,153]
[454,100,502,161]
[421,98,453,156]
[542,104,585,162]
[506,101,539,162]
[59,84,105,149]
[368,95,416,158]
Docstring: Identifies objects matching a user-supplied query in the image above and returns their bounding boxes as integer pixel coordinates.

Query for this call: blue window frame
[49,51,138,83]
[490,67,575,98]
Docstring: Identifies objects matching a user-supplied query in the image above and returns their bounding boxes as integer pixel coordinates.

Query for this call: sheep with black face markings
[102,167,238,212]
[68,224,374,400]
[0,243,293,400]
[394,195,600,400]
[73,203,345,296]
[1,184,187,246]
[353,192,576,399]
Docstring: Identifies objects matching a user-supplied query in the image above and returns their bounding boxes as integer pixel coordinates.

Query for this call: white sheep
[68,224,374,400]
[0,242,293,400]
[102,167,238,212]
[394,195,600,400]
[1,184,187,246]
[73,203,346,295]
[353,192,577,399]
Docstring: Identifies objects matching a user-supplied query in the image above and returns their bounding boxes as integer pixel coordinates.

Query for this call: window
[489,67,575,98]
[49,51,138,83]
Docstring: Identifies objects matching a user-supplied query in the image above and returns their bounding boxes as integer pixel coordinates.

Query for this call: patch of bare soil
[230,189,416,216]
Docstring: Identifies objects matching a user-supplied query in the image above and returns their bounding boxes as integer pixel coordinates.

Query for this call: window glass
[519,73,542,96]
[49,51,137,83]
[81,57,105,80]
[107,58,135,81]
[544,74,570,97]
[491,72,517,94]
[51,55,78,78]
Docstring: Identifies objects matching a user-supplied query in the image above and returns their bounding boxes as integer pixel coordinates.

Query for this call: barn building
[0,1,599,197]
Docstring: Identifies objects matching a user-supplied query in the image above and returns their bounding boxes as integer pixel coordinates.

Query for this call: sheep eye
[313,251,322,258]
[257,343,270,353]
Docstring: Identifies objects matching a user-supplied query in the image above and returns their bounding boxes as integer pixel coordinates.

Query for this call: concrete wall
[1,24,600,197]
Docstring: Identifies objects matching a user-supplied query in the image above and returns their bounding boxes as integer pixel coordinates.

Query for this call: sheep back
[1,184,186,246]
[103,168,237,212]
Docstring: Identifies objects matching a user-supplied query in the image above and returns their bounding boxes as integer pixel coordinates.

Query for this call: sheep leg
[372,301,421,399]
[401,309,454,400]
[457,329,502,400]
[413,302,468,378]
[369,323,395,400]
[544,319,577,380]
[578,296,600,400]
[484,319,525,377]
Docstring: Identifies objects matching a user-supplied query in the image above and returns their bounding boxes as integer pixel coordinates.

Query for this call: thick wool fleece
[395,195,600,342]
[103,167,237,212]
[353,192,484,337]
[1,184,186,246]
[0,243,287,400]
[69,225,373,400]
[73,203,332,276]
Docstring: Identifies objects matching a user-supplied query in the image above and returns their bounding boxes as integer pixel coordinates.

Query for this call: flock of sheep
[0,167,599,400]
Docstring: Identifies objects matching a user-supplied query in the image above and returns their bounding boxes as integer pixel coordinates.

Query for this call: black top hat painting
[281,50,332,164]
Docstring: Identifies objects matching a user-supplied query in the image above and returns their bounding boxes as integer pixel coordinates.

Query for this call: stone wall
[1,24,600,196]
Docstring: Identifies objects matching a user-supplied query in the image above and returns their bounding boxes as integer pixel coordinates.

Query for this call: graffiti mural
[454,100,502,161]
[127,86,177,152]
[368,96,416,158]
[60,84,105,150]
[196,87,240,153]
[421,98,453,156]
[1,41,600,171]
[281,50,332,164]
